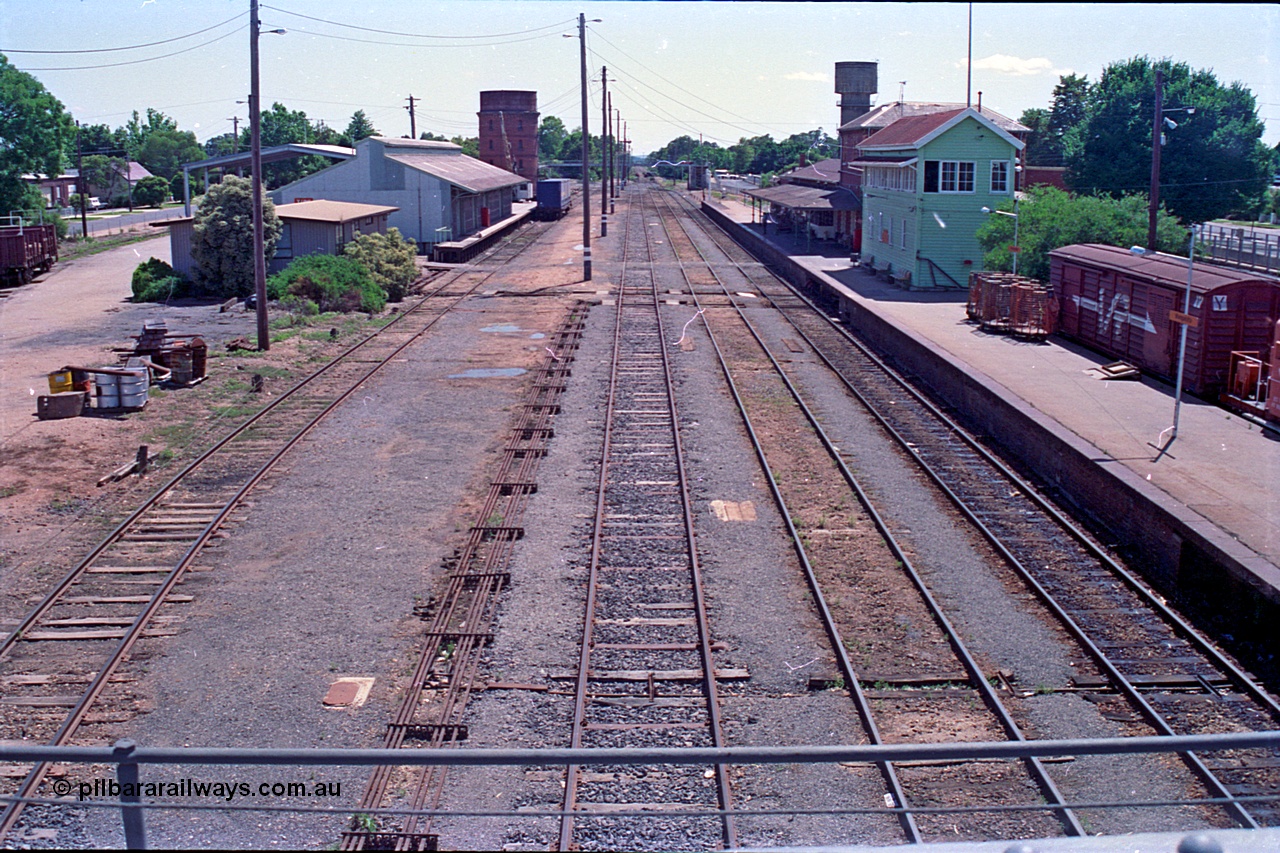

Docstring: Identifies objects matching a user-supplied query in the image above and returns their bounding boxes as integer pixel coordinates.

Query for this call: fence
[1200,223,1280,275]
[3,732,1280,849]
[65,209,188,238]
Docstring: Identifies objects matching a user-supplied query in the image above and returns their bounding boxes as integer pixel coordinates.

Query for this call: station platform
[707,195,1280,604]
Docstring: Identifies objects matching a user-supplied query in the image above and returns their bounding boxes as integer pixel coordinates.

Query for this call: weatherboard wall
[859,114,1018,289]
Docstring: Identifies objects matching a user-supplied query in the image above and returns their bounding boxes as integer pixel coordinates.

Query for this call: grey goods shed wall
[1051,245,1280,398]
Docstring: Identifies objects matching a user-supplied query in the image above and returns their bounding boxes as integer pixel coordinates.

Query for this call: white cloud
[784,71,828,83]
[966,54,1064,77]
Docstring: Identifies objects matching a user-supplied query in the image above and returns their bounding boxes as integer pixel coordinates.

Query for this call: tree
[0,54,75,214]
[342,228,418,302]
[135,128,204,182]
[1064,57,1270,223]
[538,116,569,161]
[190,175,282,298]
[80,155,131,204]
[1019,108,1055,166]
[133,175,171,208]
[975,185,1186,281]
[451,135,480,158]
[345,110,378,143]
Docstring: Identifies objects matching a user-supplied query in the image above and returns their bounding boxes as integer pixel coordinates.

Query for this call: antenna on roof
[965,2,973,108]
[899,81,906,103]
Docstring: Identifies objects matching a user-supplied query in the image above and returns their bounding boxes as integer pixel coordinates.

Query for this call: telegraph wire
[262,5,575,41]
[272,25,564,50]
[16,26,246,72]
[2,11,246,54]
[590,28,773,136]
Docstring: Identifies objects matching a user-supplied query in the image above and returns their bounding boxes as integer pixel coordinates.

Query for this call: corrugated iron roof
[858,109,966,148]
[1049,244,1280,293]
[778,158,842,185]
[275,200,399,223]
[385,151,526,193]
[840,101,1030,135]
[371,136,461,152]
[744,184,860,211]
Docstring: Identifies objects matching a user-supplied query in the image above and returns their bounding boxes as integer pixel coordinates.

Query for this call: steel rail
[656,188,1088,839]
[0,224,551,845]
[688,194,1280,725]
[674,195,1275,829]
[660,188,1087,837]
[650,189,916,844]
[559,187,737,850]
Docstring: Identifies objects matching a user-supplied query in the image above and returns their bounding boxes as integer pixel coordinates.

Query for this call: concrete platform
[706,195,1280,621]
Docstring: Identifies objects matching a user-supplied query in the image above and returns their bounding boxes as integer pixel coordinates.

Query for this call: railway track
[0,221,551,844]
[649,188,1081,841]
[338,301,589,851]
[554,185,735,851]
[655,188,1280,834]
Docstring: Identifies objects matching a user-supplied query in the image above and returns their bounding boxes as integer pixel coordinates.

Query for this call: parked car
[87,197,102,210]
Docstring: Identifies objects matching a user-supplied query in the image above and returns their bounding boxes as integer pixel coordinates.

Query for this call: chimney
[799,153,808,167]
[976,91,982,113]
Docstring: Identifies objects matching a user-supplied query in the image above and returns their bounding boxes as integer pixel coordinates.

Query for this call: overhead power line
[16,26,246,72]
[262,5,576,41]
[277,26,563,50]
[2,11,246,54]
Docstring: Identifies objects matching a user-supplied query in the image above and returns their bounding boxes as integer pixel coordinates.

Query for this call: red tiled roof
[858,109,965,148]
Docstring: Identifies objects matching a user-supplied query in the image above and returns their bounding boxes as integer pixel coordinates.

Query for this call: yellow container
[47,370,74,394]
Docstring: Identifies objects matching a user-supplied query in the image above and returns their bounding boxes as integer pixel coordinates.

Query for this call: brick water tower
[478,91,539,182]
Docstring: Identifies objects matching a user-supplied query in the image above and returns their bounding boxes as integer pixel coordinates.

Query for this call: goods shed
[1050,244,1280,399]
[272,137,526,252]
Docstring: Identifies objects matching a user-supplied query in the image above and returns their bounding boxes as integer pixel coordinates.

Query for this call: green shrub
[133,175,170,208]
[342,227,418,302]
[267,254,384,314]
[131,257,189,302]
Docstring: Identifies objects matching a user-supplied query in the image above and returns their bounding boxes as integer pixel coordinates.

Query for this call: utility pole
[600,65,609,237]
[608,95,616,211]
[1147,68,1164,253]
[250,0,269,350]
[405,94,417,139]
[578,14,591,281]
[75,122,88,238]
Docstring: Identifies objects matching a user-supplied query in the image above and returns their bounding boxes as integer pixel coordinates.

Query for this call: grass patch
[60,231,162,262]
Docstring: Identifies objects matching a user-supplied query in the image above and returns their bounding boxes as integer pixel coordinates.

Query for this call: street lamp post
[1157,224,1200,449]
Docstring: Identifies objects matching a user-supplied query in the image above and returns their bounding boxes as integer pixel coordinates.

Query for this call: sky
[2,1,1277,157]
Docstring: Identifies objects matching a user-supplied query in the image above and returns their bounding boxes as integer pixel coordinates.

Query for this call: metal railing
[64,208,188,238]
[1200,223,1280,274]
[4,732,1280,849]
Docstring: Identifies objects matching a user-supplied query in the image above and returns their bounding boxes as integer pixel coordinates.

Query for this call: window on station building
[923,160,975,193]
[990,160,1009,193]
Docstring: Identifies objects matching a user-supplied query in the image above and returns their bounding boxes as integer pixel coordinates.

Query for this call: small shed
[272,200,399,273]
[152,200,399,278]
[1050,244,1280,397]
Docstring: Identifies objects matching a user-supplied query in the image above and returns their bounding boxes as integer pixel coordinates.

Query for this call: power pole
[607,93,615,212]
[250,0,269,350]
[1147,68,1164,253]
[406,94,417,139]
[578,14,591,281]
[600,65,609,237]
[75,122,88,238]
